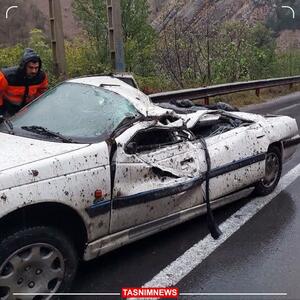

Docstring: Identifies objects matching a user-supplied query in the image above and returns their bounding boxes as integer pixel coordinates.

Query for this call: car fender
[0,143,112,242]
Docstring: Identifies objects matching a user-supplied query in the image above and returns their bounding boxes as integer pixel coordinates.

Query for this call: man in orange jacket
[0,48,48,116]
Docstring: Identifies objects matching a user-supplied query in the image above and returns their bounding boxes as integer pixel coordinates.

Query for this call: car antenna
[199,137,222,239]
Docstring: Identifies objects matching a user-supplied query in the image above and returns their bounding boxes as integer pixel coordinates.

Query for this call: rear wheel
[253,146,282,196]
[0,226,78,300]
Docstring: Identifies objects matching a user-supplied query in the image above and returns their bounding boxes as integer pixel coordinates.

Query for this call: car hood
[0,132,88,172]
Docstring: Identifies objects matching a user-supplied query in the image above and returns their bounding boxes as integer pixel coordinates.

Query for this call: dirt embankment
[0,0,81,45]
[149,0,275,32]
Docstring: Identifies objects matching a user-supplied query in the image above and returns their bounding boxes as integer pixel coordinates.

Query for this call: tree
[121,0,157,75]
[72,0,157,75]
[156,19,276,87]
[210,21,276,83]
[72,0,109,69]
[248,23,276,79]
[156,16,217,88]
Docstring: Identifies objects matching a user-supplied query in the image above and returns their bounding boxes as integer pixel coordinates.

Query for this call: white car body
[0,76,299,262]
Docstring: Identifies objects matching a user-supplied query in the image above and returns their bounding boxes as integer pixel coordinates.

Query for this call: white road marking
[274,103,300,113]
[143,163,300,288]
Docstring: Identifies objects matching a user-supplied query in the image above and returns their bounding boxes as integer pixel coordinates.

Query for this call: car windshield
[4,82,141,143]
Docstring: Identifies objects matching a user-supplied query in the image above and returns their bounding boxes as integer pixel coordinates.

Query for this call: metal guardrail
[149,75,300,104]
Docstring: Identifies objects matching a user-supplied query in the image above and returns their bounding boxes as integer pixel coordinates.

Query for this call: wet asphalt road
[72,92,300,300]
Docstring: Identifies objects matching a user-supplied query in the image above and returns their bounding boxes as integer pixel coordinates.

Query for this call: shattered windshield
[4,82,140,142]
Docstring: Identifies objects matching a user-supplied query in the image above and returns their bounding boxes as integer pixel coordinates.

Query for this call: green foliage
[121,0,157,75]
[0,19,298,96]
[72,0,108,65]
[270,50,300,77]
[135,75,171,94]
[157,20,278,88]
[212,22,276,83]
[0,29,109,87]
[248,24,276,79]
[72,0,157,75]
[65,38,110,77]
[212,22,253,82]
[0,44,23,69]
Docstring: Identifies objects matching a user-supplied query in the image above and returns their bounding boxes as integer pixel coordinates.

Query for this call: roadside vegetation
[210,84,300,107]
[0,0,299,107]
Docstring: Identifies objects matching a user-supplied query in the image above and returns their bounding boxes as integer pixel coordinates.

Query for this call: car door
[110,122,204,233]
[198,121,269,200]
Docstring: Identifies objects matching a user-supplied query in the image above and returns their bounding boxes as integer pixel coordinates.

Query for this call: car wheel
[253,146,282,196]
[0,226,78,300]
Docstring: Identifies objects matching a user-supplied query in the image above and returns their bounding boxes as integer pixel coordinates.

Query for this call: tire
[253,146,282,196]
[0,226,78,300]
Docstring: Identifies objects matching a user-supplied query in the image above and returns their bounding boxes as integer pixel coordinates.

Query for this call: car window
[191,114,245,138]
[126,128,189,153]
[8,82,140,142]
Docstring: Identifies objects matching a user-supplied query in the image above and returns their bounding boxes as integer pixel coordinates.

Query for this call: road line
[143,163,300,288]
[274,103,300,113]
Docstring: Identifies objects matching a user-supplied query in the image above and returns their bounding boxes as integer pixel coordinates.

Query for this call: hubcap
[0,243,65,300]
[262,152,280,188]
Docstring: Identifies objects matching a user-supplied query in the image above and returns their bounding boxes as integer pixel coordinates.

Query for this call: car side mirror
[126,142,137,154]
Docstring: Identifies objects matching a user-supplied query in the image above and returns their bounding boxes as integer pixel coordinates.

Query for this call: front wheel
[253,146,282,196]
[0,226,78,300]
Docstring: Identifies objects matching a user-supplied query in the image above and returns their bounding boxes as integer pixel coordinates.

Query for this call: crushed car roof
[67,76,262,127]
[68,76,174,118]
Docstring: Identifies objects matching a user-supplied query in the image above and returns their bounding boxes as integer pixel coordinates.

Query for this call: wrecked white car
[0,76,299,298]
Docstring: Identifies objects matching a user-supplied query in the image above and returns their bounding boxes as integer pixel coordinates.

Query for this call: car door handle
[180,157,194,165]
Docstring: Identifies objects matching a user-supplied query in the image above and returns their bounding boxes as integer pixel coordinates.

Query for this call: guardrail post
[204,97,209,105]
[255,88,260,98]
[289,83,293,90]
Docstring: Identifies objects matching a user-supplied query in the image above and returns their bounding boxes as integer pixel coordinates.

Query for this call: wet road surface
[178,178,300,300]
[72,92,300,300]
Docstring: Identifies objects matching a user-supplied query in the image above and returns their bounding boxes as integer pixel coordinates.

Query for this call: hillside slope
[31,0,81,39]
[150,0,275,32]
[0,0,80,45]
[149,0,300,50]
[1,0,298,50]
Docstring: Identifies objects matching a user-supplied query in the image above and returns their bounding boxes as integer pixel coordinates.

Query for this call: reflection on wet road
[73,92,300,300]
